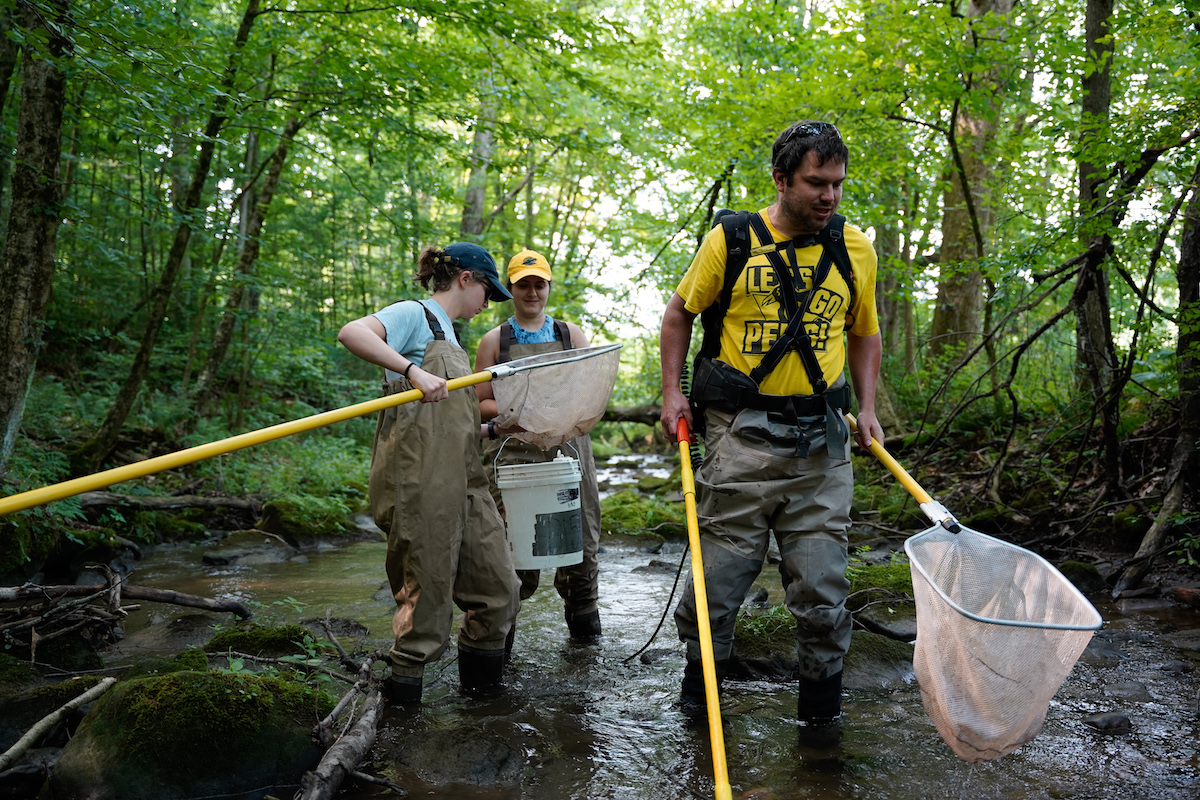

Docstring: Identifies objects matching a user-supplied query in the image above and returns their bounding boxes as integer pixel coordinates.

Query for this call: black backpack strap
[552,319,573,350]
[422,306,447,341]
[745,214,830,393]
[697,210,752,361]
[497,321,515,363]
[821,215,855,318]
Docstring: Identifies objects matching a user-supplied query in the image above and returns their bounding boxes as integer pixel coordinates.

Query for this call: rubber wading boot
[679,656,728,714]
[797,670,843,748]
[566,609,602,640]
[382,674,422,705]
[458,645,505,697]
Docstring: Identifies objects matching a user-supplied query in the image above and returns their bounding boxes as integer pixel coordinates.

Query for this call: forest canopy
[0,0,1196,591]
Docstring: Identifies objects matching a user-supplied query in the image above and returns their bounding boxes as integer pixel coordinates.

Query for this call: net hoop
[905,525,1103,631]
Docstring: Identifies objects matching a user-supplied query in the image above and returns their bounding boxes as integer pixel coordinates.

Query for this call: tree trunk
[194,113,306,403]
[0,0,70,478]
[1112,162,1200,595]
[0,4,23,220]
[927,0,1013,363]
[1073,0,1122,492]
[75,0,260,474]
[461,69,496,238]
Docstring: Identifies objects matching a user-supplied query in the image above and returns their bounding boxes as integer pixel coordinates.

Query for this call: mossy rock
[1112,504,1152,548]
[204,623,311,658]
[35,631,105,673]
[0,676,105,752]
[125,647,210,678]
[1058,560,1109,595]
[0,653,38,694]
[257,497,353,543]
[0,515,60,579]
[50,671,332,800]
[599,489,685,539]
[847,560,914,610]
[636,475,673,494]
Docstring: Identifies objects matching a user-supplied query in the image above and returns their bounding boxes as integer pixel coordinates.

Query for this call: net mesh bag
[905,525,1102,762]
[490,344,622,450]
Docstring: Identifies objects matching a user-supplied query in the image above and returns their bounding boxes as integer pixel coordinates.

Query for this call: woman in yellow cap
[474,249,603,644]
[338,242,520,703]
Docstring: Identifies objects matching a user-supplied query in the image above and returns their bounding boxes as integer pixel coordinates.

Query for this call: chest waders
[483,320,603,640]
[370,307,519,702]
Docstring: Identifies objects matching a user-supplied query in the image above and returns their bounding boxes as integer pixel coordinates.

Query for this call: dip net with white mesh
[489,343,622,449]
[905,523,1103,762]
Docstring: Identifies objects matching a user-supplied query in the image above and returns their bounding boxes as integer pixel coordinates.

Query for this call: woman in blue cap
[338,242,520,703]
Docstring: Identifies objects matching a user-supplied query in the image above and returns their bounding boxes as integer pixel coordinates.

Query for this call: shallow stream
[105,454,1200,800]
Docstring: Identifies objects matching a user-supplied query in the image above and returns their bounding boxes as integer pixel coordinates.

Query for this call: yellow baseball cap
[507,249,552,284]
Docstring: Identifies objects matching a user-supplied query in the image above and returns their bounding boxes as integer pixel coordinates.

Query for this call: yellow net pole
[676,419,733,800]
[0,371,495,517]
[845,413,933,505]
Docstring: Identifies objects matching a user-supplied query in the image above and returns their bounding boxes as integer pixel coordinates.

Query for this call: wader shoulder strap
[422,306,447,341]
[553,319,573,350]
[498,321,515,363]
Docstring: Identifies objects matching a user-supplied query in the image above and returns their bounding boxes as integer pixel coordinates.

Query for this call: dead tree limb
[295,690,385,800]
[0,677,117,772]
[77,491,258,513]
[0,584,252,619]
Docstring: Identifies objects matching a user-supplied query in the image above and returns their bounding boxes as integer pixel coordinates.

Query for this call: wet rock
[381,727,523,788]
[1104,681,1152,702]
[374,580,394,601]
[1083,710,1133,734]
[1160,659,1194,674]
[1058,560,1108,595]
[112,613,219,657]
[855,605,917,643]
[50,671,329,800]
[842,631,914,689]
[302,616,369,639]
[1165,629,1200,653]
[200,530,299,566]
[1079,635,1127,665]
[746,587,770,606]
[0,761,49,798]
[638,648,679,666]
[632,559,680,576]
[1165,586,1200,609]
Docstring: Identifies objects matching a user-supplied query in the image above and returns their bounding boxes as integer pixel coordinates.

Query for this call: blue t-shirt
[508,316,558,345]
[372,299,459,381]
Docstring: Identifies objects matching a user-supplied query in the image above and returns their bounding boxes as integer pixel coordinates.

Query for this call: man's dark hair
[771,121,849,183]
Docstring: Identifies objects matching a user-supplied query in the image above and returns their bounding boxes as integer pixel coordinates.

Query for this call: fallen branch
[295,690,385,800]
[0,677,117,772]
[77,491,258,513]
[0,584,252,619]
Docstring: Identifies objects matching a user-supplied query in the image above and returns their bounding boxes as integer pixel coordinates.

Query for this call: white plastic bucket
[496,453,584,570]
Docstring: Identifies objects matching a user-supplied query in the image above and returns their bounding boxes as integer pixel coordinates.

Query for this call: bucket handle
[491,436,581,485]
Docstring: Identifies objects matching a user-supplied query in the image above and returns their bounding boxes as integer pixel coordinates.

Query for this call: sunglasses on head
[780,121,838,144]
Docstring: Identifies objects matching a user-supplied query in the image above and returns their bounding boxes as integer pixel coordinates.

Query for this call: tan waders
[370,332,520,701]
[482,331,602,640]
[674,406,852,744]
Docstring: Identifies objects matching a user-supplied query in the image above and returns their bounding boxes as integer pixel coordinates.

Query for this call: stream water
[103,455,1200,800]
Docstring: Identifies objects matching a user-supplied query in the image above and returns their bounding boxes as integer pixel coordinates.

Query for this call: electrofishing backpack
[695,209,856,391]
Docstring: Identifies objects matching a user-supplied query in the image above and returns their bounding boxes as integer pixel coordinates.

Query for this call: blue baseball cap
[444,242,512,302]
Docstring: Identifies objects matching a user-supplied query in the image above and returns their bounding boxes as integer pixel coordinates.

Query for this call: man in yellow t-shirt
[659,121,884,748]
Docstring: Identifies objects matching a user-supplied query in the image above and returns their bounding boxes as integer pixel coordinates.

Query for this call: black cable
[622,543,690,664]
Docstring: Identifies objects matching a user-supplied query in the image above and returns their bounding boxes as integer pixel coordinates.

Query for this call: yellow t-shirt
[676,209,879,396]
